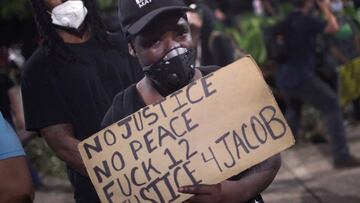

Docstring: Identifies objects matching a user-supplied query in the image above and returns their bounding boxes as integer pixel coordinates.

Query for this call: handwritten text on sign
[79,56,295,203]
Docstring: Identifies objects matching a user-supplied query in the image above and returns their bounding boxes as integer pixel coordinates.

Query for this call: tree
[0,0,31,20]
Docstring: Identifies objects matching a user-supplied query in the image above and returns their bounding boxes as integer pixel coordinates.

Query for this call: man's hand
[178,184,223,203]
[317,0,339,33]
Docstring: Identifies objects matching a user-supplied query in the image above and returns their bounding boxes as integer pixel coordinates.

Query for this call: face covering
[331,1,344,13]
[143,47,196,97]
[51,1,88,29]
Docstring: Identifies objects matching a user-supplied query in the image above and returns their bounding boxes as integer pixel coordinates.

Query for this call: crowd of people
[0,0,359,202]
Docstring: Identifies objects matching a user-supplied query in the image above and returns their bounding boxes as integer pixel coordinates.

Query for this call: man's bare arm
[179,154,282,203]
[318,0,339,34]
[0,156,34,203]
[40,123,88,176]
[8,86,25,130]
[221,154,281,202]
[330,45,350,65]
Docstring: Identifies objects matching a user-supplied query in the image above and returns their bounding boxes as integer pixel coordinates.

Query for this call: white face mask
[51,1,88,29]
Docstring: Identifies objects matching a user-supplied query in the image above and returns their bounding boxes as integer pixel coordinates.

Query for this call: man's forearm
[41,124,88,176]
[323,9,337,24]
[55,135,88,176]
[321,6,339,32]
[221,154,281,203]
[330,46,349,64]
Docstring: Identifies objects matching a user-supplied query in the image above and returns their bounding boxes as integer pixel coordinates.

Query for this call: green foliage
[26,137,67,178]
[302,106,327,143]
[277,2,294,18]
[223,17,271,65]
[218,2,294,65]
[0,0,31,19]
[97,0,117,10]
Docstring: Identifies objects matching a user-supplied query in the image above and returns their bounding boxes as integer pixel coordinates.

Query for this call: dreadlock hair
[30,0,122,64]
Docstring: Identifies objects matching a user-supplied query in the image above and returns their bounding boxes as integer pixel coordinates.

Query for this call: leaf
[0,0,30,20]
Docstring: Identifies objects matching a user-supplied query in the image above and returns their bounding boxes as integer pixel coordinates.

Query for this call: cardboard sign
[78,56,295,203]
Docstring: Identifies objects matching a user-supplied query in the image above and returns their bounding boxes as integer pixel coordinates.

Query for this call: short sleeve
[0,113,25,160]
[21,52,71,131]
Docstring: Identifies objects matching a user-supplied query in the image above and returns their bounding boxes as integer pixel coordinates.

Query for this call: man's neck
[136,68,203,105]
[56,27,91,44]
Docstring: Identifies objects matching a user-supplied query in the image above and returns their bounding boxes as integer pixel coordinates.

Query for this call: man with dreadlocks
[21,0,143,202]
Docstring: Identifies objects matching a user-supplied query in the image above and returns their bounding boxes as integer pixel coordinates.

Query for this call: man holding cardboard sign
[78,0,295,202]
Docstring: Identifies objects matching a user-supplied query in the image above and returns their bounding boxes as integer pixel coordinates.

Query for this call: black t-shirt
[21,33,143,203]
[0,73,15,121]
[102,66,264,203]
[282,11,326,68]
[284,12,326,69]
[277,11,326,89]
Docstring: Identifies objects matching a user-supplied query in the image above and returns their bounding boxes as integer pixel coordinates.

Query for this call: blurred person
[21,0,143,202]
[262,0,279,17]
[276,0,360,168]
[102,0,281,202]
[186,2,240,67]
[252,0,278,17]
[343,0,356,7]
[202,0,238,26]
[253,0,265,16]
[0,47,43,189]
[326,0,360,120]
[353,0,360,8]
[0,112,34,203]
[203,0,227,21]
[0,47,20,127]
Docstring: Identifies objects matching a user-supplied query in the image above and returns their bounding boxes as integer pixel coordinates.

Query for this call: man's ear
[128,43,136,56]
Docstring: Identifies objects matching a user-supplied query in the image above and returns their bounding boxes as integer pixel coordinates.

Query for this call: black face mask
[143,47,196,97]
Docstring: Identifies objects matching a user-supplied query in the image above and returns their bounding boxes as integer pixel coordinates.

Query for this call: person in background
[0,47,22,128]
[326,0,360,121]
[276,0,360,168]
[185,2,239,67]
[0,112,34,203]
[261,0,278,17]
[21,0,143,202]
[102,0,281,202]
[203,0,227,21]
[0,47,43,189]
[327,0,359,67]
[352,0,360,9]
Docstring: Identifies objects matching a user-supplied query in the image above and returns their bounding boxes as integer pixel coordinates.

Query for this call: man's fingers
[178,184,221,195]
[185,195,206,203]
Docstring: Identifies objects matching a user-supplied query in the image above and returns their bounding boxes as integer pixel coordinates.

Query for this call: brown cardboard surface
[78,56,295,203]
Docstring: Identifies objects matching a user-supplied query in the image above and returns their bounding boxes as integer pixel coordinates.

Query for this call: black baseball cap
[118,0,190,36]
